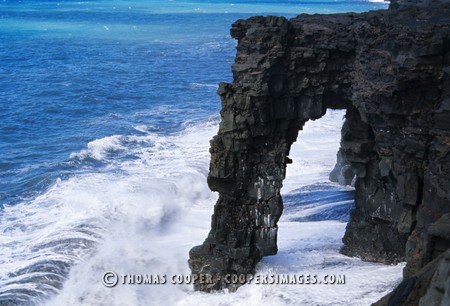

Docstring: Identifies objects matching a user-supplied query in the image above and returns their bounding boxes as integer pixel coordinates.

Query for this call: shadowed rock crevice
[188,1,450,301]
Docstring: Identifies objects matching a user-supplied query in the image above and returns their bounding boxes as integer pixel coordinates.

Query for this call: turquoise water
[0,1,392,305]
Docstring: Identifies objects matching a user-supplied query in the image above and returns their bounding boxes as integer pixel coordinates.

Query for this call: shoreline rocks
[189,1,450,302]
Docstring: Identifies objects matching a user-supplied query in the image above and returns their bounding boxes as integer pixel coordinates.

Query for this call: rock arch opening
[283,109,347,193]
[281,108,355,223]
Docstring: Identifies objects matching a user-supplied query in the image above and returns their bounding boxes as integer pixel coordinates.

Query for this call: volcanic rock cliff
[189,0,450,303]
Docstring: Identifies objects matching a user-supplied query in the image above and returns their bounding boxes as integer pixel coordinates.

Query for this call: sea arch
[188,9,449,292]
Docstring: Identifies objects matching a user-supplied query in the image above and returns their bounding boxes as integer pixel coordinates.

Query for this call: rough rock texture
[374,243,450,306]
[329,148,356,186]
[188,0,450,299]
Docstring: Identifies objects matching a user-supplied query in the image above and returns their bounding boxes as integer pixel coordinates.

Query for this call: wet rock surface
[188,0,450,301]
[373,248,450,306]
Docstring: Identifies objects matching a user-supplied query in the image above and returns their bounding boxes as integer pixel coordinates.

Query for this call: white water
[0,110,403,305]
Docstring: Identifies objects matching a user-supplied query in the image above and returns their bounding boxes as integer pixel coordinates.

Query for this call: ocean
[0,0,404,305]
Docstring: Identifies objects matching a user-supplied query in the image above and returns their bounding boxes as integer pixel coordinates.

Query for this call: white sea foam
[133,125,159,133]
[69,135,125,161]
[0,110,403,306]
[190,82,218,89]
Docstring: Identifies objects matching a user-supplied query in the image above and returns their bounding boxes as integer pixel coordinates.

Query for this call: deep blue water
[283,183,355,222]
[1,5,237,206]
[0,0,387,208]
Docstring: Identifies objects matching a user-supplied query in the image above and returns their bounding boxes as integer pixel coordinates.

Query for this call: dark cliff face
[188,1,450,302]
